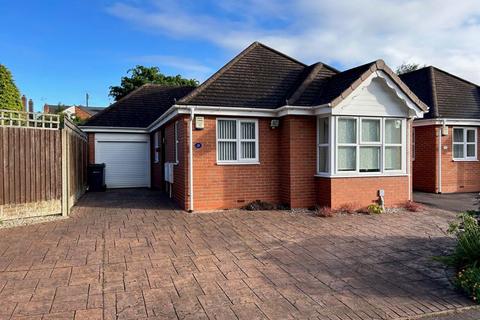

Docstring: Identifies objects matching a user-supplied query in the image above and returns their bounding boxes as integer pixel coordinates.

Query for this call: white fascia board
[413,118,480,127]
[147,106,179,132]
[80,126,148,133]
[174,104,331,118]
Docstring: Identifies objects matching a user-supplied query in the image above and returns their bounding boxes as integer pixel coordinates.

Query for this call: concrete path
[414,191,479,213]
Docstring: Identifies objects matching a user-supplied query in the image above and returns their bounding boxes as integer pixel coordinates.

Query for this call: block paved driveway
[0,189,477,320]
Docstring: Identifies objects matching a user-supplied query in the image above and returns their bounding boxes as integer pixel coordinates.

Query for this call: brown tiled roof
[85,42,428,129]
[178,42,306,108]
[400,66,480,119]
[84,84,195,127]
[76,106,105,116]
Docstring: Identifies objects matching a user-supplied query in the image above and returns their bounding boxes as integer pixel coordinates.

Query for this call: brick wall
[440,126,480,193]
[412,125,438,192]
[190,116,281,210]
[317,176,409,209]
[279,116,317,208]
[87,133,95,164]
[151,116,189,208]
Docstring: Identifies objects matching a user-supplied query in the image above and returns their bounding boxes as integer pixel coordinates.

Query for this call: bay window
[317,117,329,172]
[217,119,258,163]
[317,116,406,176]
[453,127,477,161]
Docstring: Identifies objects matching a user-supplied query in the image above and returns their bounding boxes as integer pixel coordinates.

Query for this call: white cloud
[107,0,480,83]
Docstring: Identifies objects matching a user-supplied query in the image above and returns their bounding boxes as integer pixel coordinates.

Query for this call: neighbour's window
[217,119,258,163]
[333,117,405,174]
[453,127,477,160]
[154,132,160,163]
[317,117,329,173]
[174,121,179,163]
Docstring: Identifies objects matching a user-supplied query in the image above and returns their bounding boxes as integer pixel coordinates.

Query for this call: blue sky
[2,0,480,110]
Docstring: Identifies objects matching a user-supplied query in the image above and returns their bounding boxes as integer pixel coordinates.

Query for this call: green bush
[367,203,383,214]
[456,264,480,303]
[438,212,480,304]
[442,213,480,269]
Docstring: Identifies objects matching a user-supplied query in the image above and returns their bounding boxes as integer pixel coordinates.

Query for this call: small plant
[241,200,274,211]
[367,203,383,214]
[336,203,357,214]
[404,200,424,212]
[456,264,480,303]
[316,206,334,218]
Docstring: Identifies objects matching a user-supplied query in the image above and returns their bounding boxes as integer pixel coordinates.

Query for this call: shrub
[404,200,424,212]
[367,203,383,214]
[336,203,357,214]
[438,212,480,304]
[241,200,274,211]
[316,206,334,218]
[456,264,480,303]
[441,213,480,269]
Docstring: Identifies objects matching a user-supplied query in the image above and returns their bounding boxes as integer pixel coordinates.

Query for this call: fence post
[61,128,69,216]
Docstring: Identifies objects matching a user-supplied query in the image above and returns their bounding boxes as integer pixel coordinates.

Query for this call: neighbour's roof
[84,85,195,127]
[85,42,428,129]
[76,106,104,116]
[400,67,480,119]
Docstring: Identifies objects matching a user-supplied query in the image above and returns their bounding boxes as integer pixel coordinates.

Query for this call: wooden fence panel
[0,112,87,220]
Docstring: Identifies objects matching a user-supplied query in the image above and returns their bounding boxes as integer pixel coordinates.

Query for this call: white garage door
[95,133,150,188]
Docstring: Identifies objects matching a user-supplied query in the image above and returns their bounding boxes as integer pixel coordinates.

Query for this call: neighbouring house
[81,42,428,211]
[44,104,104,121]
[400,67,480,193]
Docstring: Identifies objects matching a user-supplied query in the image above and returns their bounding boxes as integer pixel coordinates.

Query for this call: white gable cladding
[334,71,422,118]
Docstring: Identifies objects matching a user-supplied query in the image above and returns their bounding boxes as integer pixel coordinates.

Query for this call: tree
[109,65,198,101]
[395,62,424,75]
[0,64,23,111]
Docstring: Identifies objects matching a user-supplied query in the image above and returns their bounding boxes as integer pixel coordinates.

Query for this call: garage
[94,133,150,188]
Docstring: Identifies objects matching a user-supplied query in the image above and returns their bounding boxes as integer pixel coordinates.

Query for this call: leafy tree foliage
[0,64,22,111]
[109,65,198,101]
[395,62,424,75]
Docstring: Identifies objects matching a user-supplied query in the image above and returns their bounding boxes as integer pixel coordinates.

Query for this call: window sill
[217,162,260,166]
[452,159,478,162]
[315,173,408,178]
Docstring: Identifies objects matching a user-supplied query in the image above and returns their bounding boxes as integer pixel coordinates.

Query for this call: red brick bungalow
[81,42,428,211]
[400,67,480,193]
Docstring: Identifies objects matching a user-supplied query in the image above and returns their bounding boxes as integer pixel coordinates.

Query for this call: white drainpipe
[438,123,443,193]
[188,107,195,212]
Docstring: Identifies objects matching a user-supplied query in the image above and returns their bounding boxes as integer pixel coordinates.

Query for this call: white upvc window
[217,118,259,164]
[154,131,160,163]
[318,116,406,176]
[453,127,477,161]
[174,121,179,163]
[317,117,329,173]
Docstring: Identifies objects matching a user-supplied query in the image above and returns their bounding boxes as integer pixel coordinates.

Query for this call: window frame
[323,116,406,176]
[452,127,477,161]
[317,117,330,173]
[154,131,160,163]
[216,118,259,164]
